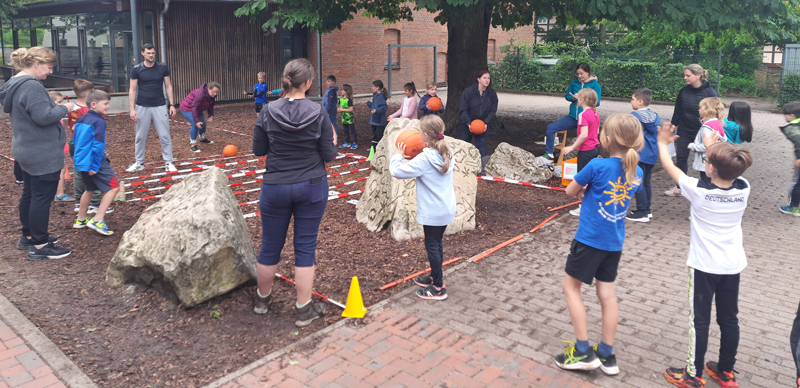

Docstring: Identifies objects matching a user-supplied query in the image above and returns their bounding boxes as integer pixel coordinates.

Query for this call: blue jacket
[418,94,444,117]
[253,83,267,104]
[565,77,602,119]
[631,108,660,165]
[72,110,107,173]
[724,119,743,144]
[321,86,339,114]
[389,148,456,226]
[366,92,388,126]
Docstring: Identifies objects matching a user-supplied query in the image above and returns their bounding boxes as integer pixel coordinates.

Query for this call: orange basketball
[395,130,426,159]
[427,96,443,112]
[223,144,238,157]
[470,119,486,135]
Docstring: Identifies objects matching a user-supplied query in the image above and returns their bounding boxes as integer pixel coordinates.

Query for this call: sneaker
[295,301,326,327]
[664,367,706,388]
[27,242,71,260]
[87,219,114,236]
[165,163,178,172]
[569,205,581,216]
[626,210,650,223]
[779,205,800,216]
[86,205,114,214]
[704,362,738,388]
[16,236,58,250]
[198,138,214,144]
[416,284,447,300]
[542,153,555,162]
[253,291,272,315]
[592,346,619,375]
[413,275,432,287]
[74,203,80,212]
[73,217,92,229]
[54,194,76,202]
[554,341,601,371]
[350,143,358,150]
[664,186,682,197]
[339,142,351,149]
[126,162,144,172]
[190,145,200,153]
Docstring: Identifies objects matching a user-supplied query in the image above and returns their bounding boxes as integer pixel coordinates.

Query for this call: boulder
[107,167,257,308]
[355,118,481,241]
[484,142,554,184]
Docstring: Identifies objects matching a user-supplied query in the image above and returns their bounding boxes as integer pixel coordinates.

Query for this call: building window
[487,38,496,65]
[437,52,447,84]
[384,28,400,70]
[53,16,82,75]
[1,20,11,65]
[763,45,783,65]
[87,27,111,82]
[281,24,307,65]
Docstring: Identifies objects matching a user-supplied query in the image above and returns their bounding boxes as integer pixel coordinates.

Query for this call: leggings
[19,170,60,244]
[423,225,447,288]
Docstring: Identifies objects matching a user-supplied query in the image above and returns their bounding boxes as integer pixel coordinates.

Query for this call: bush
[780,74,800,108]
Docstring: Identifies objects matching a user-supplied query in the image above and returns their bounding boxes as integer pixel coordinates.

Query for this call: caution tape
[124,157,265,181]
[329,177,367,189]
[327,189,364,201]
[119,152,257,174]
[138,149,255,166]
[477,175,565,191]
[337,152,367,160]
[326,159,369,170]
[0,153,15,162]
[169,119,252,138]
[328,167,370,178]
[126,167,265,187]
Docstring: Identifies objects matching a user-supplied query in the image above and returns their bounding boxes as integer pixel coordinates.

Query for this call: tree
[235,0,799,133]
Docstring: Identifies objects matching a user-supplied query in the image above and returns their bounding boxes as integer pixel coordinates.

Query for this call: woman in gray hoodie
[0,47,75,260]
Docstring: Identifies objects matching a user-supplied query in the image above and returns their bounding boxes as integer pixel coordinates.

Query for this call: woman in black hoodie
[251,58,337,327]
[665,64,718,197]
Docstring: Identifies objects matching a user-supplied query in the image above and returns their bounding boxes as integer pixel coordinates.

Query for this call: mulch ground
[0,101,576,387]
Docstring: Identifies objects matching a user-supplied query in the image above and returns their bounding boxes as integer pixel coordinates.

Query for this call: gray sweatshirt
[0,75,68,175]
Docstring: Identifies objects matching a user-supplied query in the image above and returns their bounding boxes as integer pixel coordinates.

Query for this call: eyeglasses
[702,156,709,164]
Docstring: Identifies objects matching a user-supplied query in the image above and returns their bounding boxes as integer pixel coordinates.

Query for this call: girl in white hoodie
[390,115,455,300]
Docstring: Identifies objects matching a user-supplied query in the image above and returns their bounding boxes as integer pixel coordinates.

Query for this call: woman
[251,58,337,327]
[459,69,498,158]
[0,47,75,259]
[664,64,718,197]
[179,82,220,153]
[542,63,602,162]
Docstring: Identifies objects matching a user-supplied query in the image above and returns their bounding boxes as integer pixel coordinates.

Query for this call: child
[659,123,753,388]
[241,71,268,114]
[554,113,643,375]
[337,84,357,150]
[780,102,800,216]
[626,88,660,223]
[48,91,63,104]
[321,75,339,137]
[388,82,419,120]
[72,90,120,236]
[48,91,75,202]
[688,97,726,184]
[724,101,753,144]
[419,83,445,117]
[366,80,388,159]
[560,88,600,217]
[389,115,455,300]
[67,80,107,214]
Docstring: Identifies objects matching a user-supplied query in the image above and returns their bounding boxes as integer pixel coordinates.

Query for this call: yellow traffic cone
[342,276,367,318]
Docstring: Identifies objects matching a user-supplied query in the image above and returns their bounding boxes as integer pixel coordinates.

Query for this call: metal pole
[158,0,170,63]
[717,49,722,94]
[130,0,139,64]
[317,32,322,97]
[515,47,519,85]
[387,44,392,95]
[778,46,788,106]
[433,45,437,86]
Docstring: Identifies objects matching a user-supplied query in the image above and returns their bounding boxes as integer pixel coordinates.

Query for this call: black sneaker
[190,145,200,153]
[626,210,650,223]
[593,346,619,375]
[295,301,326,327]
[27,242,71,260]
[416,285,447,300]
[413,275,432,287]
[16,236,58,250]
[253,291,272,315]
[198,138,214,144]
[554,341,601,371]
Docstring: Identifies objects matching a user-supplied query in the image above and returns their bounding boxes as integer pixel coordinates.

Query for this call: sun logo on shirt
[603,177,633,206]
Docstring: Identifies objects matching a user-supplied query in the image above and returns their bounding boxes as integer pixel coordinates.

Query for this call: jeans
[686,268,740,377]
[675,135,693,174]
[181,110,206,143]
[423,225,447,288]
[634,162,654,213]
[460,125,488,157]
[545,116,578,154]
[371,125,386,149]
[19,170,60,244]
[789,166,800,207]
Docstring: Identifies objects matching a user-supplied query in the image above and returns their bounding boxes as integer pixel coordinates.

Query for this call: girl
[337,84,357,149]
[390,115,455,301]
[688,97,726,184]
[724,101,753,144]
[560,88,600,217]
[555,113,643,375]
[366,80,389,157]
[419,83,444,117]
[388,82,419,120]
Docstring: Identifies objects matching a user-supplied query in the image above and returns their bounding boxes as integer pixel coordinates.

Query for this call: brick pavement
[0,316,65,388]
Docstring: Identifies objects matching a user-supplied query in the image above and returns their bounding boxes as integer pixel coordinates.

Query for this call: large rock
[485,142,554,184]
[107,167,257,307]
[355,118,481,241]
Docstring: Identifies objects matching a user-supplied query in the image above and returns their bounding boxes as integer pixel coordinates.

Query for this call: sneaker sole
[779,208,800,216]
[87,223,113,236]
[413,279,432,287]
[599,364,620,375]
[190,149,201,153]
[73,223,88,229]
[295,315,322,327]
[625,216,650,223]
[704,366,738,388]
[664,371,696,388]
[554,358,602,371]
[27,251,70,260]
[416,290,447,300]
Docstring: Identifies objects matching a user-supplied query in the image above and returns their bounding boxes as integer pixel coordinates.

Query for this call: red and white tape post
[477,175,565,192]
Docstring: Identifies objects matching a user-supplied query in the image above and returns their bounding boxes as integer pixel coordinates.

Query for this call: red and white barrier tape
[169,119,252,138]
[329,177,367,189]
[477,175,566,192]
[275,273,346,309]
[124,157,265,181]
[119,152,257,174]
[126,167,265,187]
[137,149,255,167]
[337,152,367,160]
[327,189,364,201]
[0,153,15,162]
[326,159,369,170]
[328,167,371,178]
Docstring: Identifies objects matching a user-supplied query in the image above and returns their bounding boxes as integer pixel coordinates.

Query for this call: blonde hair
[48,91,62,102]
[257,71,266,79]
[426,83,437,90]
[10,47,57,69]
[699,97,724,121]
[419,115,452,173]
[684,64,708,82]
[599,113,643,186]
[576,88,598,118]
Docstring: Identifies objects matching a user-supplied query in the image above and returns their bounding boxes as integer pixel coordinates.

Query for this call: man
[126,43,177,172]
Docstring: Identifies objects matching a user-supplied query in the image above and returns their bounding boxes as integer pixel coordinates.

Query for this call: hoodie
[389,147,456,226]
[366,92,388,126]
[565,76,602,119]
[631,107,661,165]
[0,75,68,175]
[670,81,718,138]
[418,94,445,117]
[252,98,337,184]
[179,83,216,124]
[321,85,339,115]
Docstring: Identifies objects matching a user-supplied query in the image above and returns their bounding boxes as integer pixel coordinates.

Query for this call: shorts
[81,158,119,193]
[565,239,622,285]
[255,103,263,113]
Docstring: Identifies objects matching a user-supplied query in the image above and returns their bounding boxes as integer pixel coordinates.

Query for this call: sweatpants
[423,225,447,288]
[460,126,487,157]
[789,166,800,207]
[19,170,60,244]
[686,268,740,378]
[371,125,385,150]
[134,105,172,164]
[791,299,800,372]
[634,162,654,213]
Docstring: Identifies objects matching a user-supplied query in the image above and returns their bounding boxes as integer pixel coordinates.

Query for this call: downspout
[130,0,139,63]
[159,0,170,63]
[317,32,322,97]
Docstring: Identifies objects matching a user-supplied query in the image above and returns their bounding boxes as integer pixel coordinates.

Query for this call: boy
[48,91,63,104]
[779,101,800,216]
[241,71,268,114]
[72,90,120,236]
[627,88,660,222]
[68,80,109,214]
[321,75,339,136]
[659,122,753,388]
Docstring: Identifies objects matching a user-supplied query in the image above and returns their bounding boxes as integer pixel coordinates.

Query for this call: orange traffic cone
[341,276,367,318]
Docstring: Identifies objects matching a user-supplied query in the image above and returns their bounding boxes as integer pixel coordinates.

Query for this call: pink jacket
[389,96,418,119]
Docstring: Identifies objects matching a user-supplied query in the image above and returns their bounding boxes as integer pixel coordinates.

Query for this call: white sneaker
[554,137,560,146]
[165,163,178,172]
[126,162,144,172]
[664,186,681,197]
[569,205,581,216]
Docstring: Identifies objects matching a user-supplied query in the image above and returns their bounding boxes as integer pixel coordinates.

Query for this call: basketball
[223,144,238,157]
[395,130,426,159]
[470,119,486,135]
[427,96,443,111]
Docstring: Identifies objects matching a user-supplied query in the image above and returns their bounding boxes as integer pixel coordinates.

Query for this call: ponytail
[621,148,641,186]
[373,80,389,98]
[419,115,451,173]
[599,114,643,186]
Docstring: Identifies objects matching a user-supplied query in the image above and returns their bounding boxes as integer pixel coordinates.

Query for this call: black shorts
[565,239,622,285]
[255,103,264,113]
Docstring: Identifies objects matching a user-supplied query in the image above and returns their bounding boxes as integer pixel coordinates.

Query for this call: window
[437,52,447,83]
[13,19,30,48]
[383,28,400,70]
[487,38,496,64]
[1,20,11,65]
[87,27,111,81]
[281,25,307,65]
[53,16,81,75]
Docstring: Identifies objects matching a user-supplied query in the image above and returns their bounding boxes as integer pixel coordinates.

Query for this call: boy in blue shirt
[627,88,660,222]
[241,71,268,114]
[72,90,120,236]
[321,75,339,137]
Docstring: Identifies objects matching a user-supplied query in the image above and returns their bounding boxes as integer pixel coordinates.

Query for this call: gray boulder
[485,142,554,184]
[107,167,257,308]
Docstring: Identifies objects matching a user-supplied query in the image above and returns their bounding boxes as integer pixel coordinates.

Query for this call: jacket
[670,81,718,138]
[631,108,660,165]
[724,119,743,144]
[179,83,216,124]
[389,147,456,226]
[253,83,267,104]
[389,96,418,119]
[459,83,498,130]
[780,119,800,159]
[418,94,444,116]
[321,86,339,114]
[72,110,107,173]
[688,119,726,172]
[565,77,602,119]
[252,98,337,184]
[366,92,388,126]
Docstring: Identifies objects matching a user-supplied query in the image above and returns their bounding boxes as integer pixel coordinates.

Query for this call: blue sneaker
[88,219,114,236]
[350,143,358,150]
[779,205,800,216]
[339,142,351,148]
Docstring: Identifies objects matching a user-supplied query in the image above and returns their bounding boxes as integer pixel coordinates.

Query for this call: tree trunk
[441,1,492,136]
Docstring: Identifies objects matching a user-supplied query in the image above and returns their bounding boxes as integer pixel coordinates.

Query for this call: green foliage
[1,28,45,47]
[781,74,800,108]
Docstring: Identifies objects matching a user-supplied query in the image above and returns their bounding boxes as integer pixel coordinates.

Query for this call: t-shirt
[253,83,268,104]
[67,104,89,135]
[679,174,749,275]
[577,108,600,151]
[573,157,643,251]
[130,62,171,107]
[339,97,353,124]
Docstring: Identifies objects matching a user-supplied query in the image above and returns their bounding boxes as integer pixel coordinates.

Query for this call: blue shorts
[80,158,118,193]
